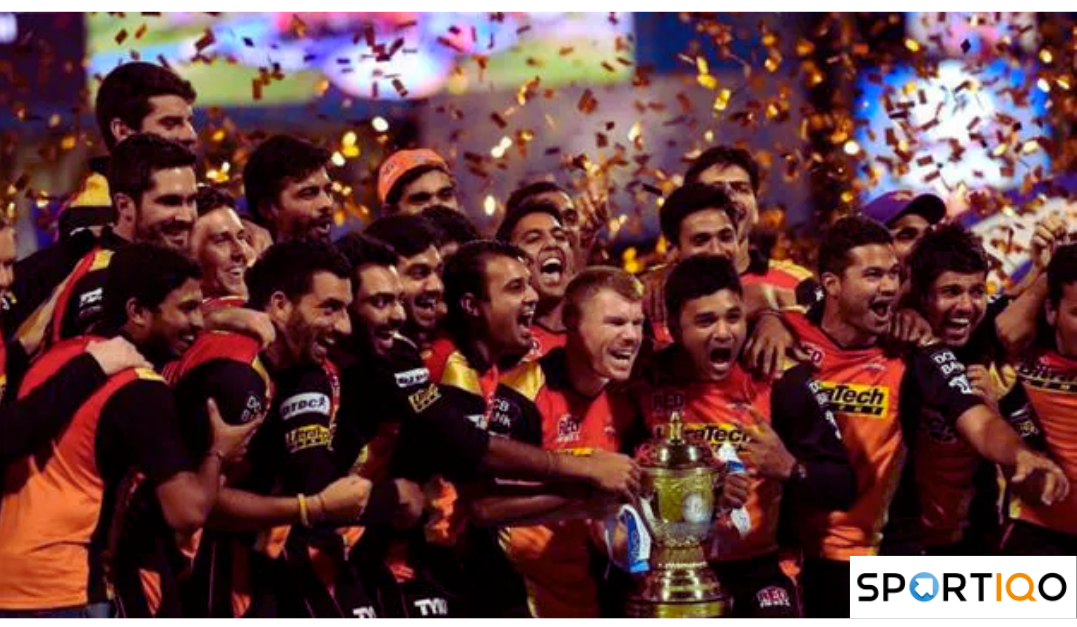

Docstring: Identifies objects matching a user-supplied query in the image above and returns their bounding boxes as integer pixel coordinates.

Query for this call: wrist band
[298,493,310,528]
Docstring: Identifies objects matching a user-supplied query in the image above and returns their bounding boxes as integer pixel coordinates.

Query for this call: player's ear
[460,293,481,319]
[1045,299,1058,327]
[821,271,841,299]
[109,118,137,147]
[266,290,292,322]
[125,296,150,330]
[114,192,138,230]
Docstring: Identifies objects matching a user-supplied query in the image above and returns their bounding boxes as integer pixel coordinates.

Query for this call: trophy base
[626,560,731,618]
[625,597,730,619]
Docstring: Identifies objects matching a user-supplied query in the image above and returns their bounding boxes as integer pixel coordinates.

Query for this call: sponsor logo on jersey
[817,381,890,417]
[240,393,265,424]
[650,389,686,413]
[284,424,332,452]
[556,413,582,443]
[408,383,441,413]
[394,367,430,389]
[756,585,792,609]
[79,287,104,310]
[412,597,449,617]
[279,392,330,421]
[650,421,750,451]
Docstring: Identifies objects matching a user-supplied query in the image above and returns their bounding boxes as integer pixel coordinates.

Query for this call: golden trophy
[625,410,730,618]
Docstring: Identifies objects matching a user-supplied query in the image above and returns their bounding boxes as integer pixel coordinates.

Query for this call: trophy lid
[635,410,715,470]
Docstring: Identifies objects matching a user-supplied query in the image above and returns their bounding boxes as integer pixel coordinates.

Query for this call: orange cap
[377,149,449,204]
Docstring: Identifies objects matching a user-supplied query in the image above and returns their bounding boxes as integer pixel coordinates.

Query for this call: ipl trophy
[625,410,730,618]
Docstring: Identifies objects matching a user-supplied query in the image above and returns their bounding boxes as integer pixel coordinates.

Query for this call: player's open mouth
[415,294,439,314]
[944,316,972,334]
[709,347,734,365]
[608,346,635,367]
[538,250,566,286]
[226,265,245,280]
[869,300,893,321]
[517,304,536,332]
[311,217,333,239]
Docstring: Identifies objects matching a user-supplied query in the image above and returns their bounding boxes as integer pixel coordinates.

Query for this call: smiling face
[694,164,758,248]
[113,94,198,152]
[398,245,444,334]
[574,288,645,382]
[675,288,746,382]
[475,255,538,355]
[144,277,204,360]
[509,211,574,303]
[275,271,353,364]
[676,208,739,261]
[191,206,255,300]
[352,263,407,357]
[923,270,988,347]
[128,166,197,253]
[274,167,336,242]
[825,243,901,341]
[397,169,460,215]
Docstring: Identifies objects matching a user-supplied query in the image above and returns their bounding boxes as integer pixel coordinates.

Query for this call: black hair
[505,180,568,213]
[817,215,894,278]
[194,186,236,217]
[495,200,563,243]
[442,240,528,334]
[1048,243,1077,307]
[99,242,201,335]
[659,183,738,245]
[422,205,481,247]
[384,164,447,210]
[684,145,760,193]
[907,224,988,308]
[107,134,197,204]
[364,214,440,259]
[664,255,743,332]
[246,240,352,310]
[335,232,399,294]
[243,135,331,230]
[95,62,197,151]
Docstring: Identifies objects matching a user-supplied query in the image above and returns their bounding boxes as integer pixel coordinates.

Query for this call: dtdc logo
[909,572,938,602]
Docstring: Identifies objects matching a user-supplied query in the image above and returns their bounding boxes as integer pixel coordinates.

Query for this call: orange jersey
[625,351,779,562]
[493,349,628,617]
[1009,349,1077,534]
[526,324,567,361]
[784,312,907,560]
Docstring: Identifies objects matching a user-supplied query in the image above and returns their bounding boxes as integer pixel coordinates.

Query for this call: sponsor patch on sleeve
[279,392,330,422]
[408,384,441,413]
[394,367,430,389]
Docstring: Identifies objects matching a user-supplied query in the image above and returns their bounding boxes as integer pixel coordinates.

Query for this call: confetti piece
[578,89,598,114]
[194,29,216,52]
[114,29,128,45]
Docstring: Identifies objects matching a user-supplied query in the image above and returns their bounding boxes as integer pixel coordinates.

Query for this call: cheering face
[1047,282,1077,359]
[146,278,204,359]
[397,170,460,215]
[476,255,538,355]
[676,289,747,382]
[695,164,758,247]
[510,212,574,303]
[398,245,444,334]
[134,167,197,253]
[353,264,407,357]
[575,289,644,382]
[191,207,255,300]
[924,270,987,348]
[889,213,933,264]
[676,209,739,261]
[532,190,581,251]
[275,168,336,242]
[828,244,901,340]
[279,271,353,364]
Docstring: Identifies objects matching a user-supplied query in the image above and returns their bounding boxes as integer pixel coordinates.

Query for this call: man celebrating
[862,190,946,265]
[0,243,257,618]
[779,216,1068,617]
[244,135,338,243]
[625,255,856,618]
[496,199,575,359]
[377,149,461,215]
[192,187,255,308]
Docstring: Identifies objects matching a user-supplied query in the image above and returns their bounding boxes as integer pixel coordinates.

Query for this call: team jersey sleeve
[101,377,193,484]
[268,366,340,496]
[907,345,986,425]
[389,382,492,484]
[770,363,857,511]
[171,359,268,465]
[0,353,106,462]
[997,379,1050,451]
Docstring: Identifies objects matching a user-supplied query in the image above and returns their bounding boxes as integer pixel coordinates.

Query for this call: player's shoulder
[499,353,549,402]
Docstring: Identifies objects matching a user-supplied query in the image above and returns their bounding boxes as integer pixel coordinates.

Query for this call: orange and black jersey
[621,345,856,562]
[1004,349,1077,535]
[783,311,985,559]
[0,336,192,612]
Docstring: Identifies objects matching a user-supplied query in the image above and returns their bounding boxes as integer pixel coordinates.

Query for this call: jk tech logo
[851,556,1077,619]
[817,381,889,417]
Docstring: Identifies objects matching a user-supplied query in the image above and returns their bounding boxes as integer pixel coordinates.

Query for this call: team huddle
[0,61,1074,620]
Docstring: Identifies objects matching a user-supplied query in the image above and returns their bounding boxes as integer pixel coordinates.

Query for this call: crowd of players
[0,61,1074,620]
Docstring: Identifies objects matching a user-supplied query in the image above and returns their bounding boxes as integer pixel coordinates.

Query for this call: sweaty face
[147,277,204,359]
[477,256,538,354]
[889,213,932,264]
[136,167,197,253]
[353,264,407,357]
[0,228,16,299]
[677,209,739,261]
[924,270,987,348]
[676,289,746,382]
[274,168,336,242]
[282,271,353,364]
[829,244,901,341]
[575,289,645,382]
[695,164,758,247]
[130,94,198,152]
[1048,283,1077,359]
[192,207,255,300]
[510,212,574,302]
[397,170,460,215]
[398,245,444,334]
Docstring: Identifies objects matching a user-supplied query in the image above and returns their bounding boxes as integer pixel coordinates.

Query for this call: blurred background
[3,12,1077,286]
